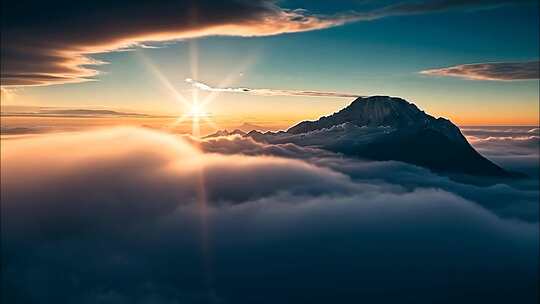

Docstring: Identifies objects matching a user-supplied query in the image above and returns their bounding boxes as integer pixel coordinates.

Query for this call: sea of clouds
[462,126,539,177]
[1,126,538,303]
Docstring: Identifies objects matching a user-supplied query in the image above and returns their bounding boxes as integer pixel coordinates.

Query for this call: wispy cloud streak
[185,79,362,98]
[420,60,540,80]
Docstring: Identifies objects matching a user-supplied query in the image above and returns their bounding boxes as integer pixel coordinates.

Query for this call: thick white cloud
[1,127,538,303]
[197,133,539,221]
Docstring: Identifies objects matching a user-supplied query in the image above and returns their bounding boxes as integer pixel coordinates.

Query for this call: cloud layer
[463,126,540,176]
[1,127,538,303]
[200,132,540,221]
[185,78,362,98]
[421,61,540,80]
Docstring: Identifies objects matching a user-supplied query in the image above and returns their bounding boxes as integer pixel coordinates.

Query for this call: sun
[188,103,208,118]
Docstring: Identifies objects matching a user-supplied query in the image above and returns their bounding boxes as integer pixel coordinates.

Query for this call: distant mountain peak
[204,129,246,139]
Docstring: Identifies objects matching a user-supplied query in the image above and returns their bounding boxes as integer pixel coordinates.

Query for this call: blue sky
[2,0,538,125]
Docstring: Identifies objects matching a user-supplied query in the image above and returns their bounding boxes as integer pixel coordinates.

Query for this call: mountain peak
[288,96,430,134]
[250,96,517,179]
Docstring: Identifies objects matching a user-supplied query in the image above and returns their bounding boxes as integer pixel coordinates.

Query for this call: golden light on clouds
[2,3,360,87]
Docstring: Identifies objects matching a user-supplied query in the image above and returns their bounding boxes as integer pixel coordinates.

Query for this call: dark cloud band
[420,60,540,80]
[0,0,360,87]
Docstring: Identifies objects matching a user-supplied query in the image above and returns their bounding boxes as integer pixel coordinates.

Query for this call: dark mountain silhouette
[289,96,429,134]
[244,96,521,179]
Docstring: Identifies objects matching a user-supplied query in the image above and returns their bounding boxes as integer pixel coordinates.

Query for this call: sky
[1,0,539,127]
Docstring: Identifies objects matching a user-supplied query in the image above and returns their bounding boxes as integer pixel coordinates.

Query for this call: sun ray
[185,36,215,296]
[165,112,190,131]
[137,51,191,107]
[189,39,199,106]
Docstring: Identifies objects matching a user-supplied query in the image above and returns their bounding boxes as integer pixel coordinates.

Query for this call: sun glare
[188,103,208,118]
